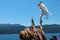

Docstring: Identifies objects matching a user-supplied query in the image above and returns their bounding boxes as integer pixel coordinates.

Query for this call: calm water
[0,33,60,40]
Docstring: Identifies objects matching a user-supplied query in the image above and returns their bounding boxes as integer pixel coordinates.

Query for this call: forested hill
[0,24,60,34]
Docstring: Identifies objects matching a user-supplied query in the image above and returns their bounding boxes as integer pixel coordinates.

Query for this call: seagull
[38,2,49,19]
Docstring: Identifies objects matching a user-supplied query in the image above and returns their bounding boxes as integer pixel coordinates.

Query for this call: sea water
[0,33,60,40]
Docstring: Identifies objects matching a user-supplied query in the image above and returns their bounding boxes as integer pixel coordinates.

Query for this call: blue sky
[0,0,60,26]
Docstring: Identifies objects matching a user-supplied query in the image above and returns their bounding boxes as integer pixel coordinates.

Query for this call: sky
[0,0,60,26]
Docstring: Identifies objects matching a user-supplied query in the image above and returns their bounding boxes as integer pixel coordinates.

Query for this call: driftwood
[19,18,47,40]
[20,28,47,40]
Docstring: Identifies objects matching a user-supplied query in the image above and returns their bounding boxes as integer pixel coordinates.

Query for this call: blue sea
[0,33,60,40]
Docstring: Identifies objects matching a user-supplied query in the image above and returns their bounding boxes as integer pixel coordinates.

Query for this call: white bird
[38,2,49,19]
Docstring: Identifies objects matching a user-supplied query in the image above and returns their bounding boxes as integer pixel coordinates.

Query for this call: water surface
[0,33,60,40]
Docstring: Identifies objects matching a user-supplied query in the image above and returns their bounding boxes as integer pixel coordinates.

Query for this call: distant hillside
[0,24,60,34]
[36,24,60,33]
[0,24,25,34]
